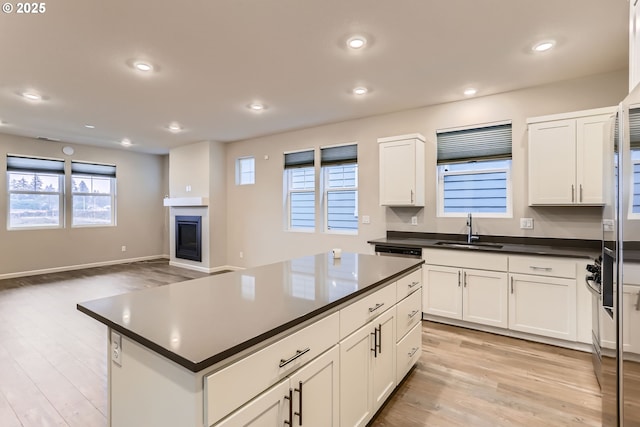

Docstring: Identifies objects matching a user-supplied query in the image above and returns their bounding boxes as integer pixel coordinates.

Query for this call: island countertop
[77,252,423,372]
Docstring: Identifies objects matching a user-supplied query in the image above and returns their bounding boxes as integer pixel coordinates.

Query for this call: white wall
[225,70,628,268]
[0,134,167,276]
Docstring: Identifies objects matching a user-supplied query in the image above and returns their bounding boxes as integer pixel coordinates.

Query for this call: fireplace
[175,216,202,262]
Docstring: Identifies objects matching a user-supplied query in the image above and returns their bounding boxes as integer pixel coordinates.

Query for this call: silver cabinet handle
[571,184,575,203]
[510,276,514,294]
[529,266,552,271]
[279,348,310,368]
[369,302,385,313]
[408,347,419,358]
[410,189,414,203]
[408,309,420,318]
[457,270,461,287]
[636,292,640,311]
[580,184,583,203]
[463,271,467,288]
[377,323,382,354]
[408,281,420,288]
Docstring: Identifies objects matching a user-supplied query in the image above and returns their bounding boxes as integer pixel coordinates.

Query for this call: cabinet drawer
[509,255,576,278]
[423,249,508,271]
[396,321,422,382]
[205,312,339,426]
[396,288,422,340]
[396,268,422,301]
[340,282,397,339]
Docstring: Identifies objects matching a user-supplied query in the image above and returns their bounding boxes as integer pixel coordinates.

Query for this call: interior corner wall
[225,69,628,269]
[0,134,166,276]
[209,141,227,267]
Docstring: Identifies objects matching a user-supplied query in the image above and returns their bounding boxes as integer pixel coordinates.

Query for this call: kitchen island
[77,252,424,426]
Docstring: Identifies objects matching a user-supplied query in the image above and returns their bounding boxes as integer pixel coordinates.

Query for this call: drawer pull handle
[369,302,385,313]
[294,381,303,425]
[284,388,293,426]
[279,348,310,368]
[408,281,420,288]
[408,309,420,319]
[408,347,419,358]
[529,266,552,271]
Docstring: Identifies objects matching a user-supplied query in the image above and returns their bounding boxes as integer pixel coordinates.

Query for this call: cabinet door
[379,140,417,206]
[423,265,462,320]
[508,273,577,341]
[462,269,508,328]
[576,114,611,205]
[289,345,339,427]
[215,379,290,427]
[339,323,372,427]
[371,308,396,413]
[528,119,576,205]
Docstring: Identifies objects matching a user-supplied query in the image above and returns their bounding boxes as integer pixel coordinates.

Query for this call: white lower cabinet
[217,345,339,426]
[508,273,576,341]
[340,307,396,427]
[423,265,508,328]
[396,321,421,382]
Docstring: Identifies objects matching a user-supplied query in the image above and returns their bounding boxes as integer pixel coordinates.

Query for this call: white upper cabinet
[378,134,425,207]
[527,107,615,206]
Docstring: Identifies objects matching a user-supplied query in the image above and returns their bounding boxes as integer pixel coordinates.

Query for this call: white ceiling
[0,0,629,154]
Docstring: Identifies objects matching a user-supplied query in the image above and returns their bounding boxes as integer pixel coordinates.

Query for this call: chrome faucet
[467,213,479,243]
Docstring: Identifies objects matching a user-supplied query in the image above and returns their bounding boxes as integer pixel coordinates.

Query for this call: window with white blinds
[321,144,358,232]
[285,150,315,230]
[6,155,65,229]
[437,123,512,217]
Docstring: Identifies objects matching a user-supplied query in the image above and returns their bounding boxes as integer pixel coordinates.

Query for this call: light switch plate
[603,219,614,231]
[520,218,534,229]
[411,216,418,226]
[362,215,370,224]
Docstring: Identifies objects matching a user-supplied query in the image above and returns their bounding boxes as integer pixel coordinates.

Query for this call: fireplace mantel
[163,197,209,207]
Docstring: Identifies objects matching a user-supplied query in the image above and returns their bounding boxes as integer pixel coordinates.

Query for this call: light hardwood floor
[0,260,601,426]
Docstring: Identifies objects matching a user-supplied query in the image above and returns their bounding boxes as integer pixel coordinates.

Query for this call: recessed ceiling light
[353,87,368,95]
[464,88,477,96]
[347,36,367,49]
[168,122,182,133]
[248,102,266,111]
[532,40,555,52]
[22,91,42,101]
[84,124,95,129]
[133,61,154,72]
[121,138,132,147]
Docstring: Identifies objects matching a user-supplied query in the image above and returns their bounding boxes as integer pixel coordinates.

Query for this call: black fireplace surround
[175,216,202,262]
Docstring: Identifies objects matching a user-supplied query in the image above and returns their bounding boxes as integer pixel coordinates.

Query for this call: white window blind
[437,123,512,216]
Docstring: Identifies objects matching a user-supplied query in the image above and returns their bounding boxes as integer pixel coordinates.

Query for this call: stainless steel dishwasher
[374,244,422,259]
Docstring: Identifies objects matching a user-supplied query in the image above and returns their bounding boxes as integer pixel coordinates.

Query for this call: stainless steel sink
[434,241,503,249]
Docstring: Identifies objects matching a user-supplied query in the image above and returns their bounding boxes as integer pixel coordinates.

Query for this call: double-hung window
[71,161,116,226]
[7,155,65,229]
[321,144,358,232]
[284,150,315,231]
[437,122,512,217]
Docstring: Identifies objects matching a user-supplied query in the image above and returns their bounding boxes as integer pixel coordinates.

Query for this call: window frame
[285,166,316,232]
[437,159,513,218]
[71,173,117,227]
[6,155,66,230]
[236,156,255,186]
[628,150,640,219]
[322,162,359,234]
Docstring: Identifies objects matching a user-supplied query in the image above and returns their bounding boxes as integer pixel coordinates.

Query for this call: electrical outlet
[603,219,614,231]
[239,251,244,259]
[362,215,370,224]
[520,218,534,229]
[411,216,418,226]
[121,245,127,252]
[186,185,192,192]
[111,331,122,366]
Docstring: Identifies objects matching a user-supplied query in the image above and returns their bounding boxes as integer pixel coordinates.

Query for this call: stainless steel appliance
[585,256,602,388]
[601,84,640,426]
[374,244,422,259]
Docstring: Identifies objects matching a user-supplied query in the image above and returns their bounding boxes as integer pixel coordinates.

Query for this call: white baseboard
[0,255,167,280]
[168,261,243,274]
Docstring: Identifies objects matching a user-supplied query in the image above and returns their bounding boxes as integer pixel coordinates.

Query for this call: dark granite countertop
[368,232,601,260]
[77,252,423,373]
